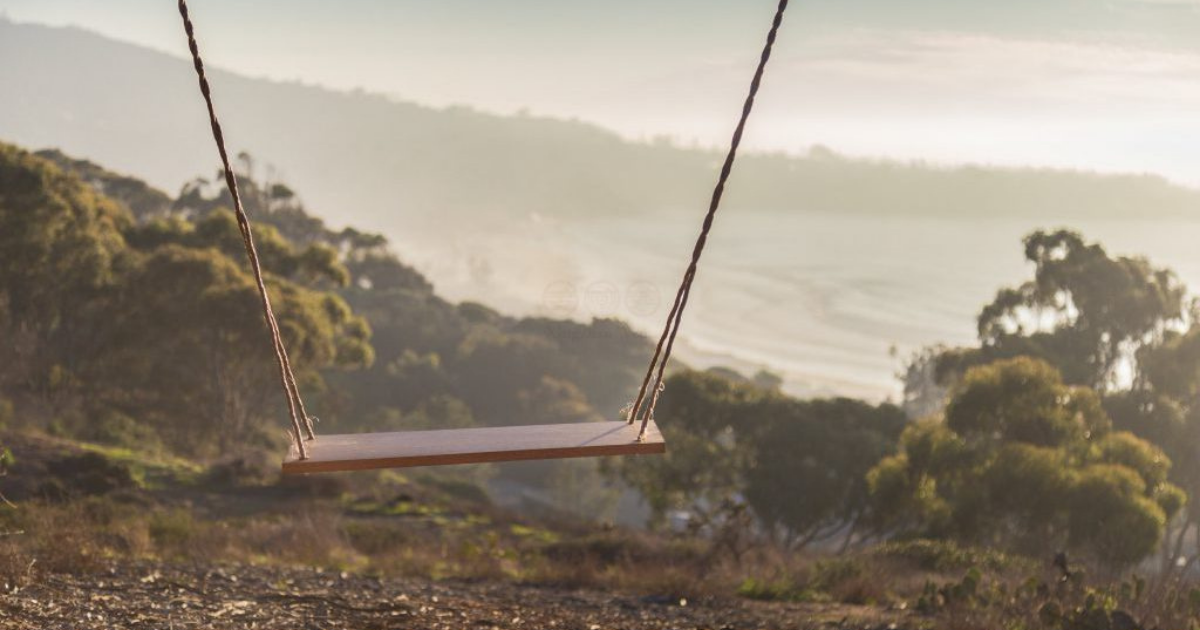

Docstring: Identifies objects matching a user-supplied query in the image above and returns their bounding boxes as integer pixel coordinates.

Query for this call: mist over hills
[3,16,1199,236]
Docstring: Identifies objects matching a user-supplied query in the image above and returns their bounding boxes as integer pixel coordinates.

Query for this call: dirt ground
[0,561,914,630]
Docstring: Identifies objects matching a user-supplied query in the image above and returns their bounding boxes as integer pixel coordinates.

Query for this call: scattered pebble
[0,560,914,630]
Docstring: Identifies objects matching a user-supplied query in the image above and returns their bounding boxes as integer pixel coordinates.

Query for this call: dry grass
[0,499,364,581]
[529,530,724,595]
[0,493,779,601]
[3,497,1200,630]
[2,445,1199,630]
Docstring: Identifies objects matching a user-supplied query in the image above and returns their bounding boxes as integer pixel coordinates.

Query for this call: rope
[177,0,313,459]
[628,0,789,439]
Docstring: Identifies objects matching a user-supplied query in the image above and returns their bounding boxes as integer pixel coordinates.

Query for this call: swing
[175,0,789,474]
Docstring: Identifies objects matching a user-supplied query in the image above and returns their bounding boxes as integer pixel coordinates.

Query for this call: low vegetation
[4,433,1200,629]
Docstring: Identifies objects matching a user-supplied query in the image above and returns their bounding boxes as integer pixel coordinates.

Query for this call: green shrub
[84,410,163,453]
[39,452,137,499]
[344,521,410,555]
[736,576,826,602]
[418,473,491,505]
[148,508,198,550]
[204,450,276,487]
[542,532,651,567]
[874,539,1020,572]
[808,557,867,591]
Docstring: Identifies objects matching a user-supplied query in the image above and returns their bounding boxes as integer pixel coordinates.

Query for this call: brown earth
[0,561,914,630]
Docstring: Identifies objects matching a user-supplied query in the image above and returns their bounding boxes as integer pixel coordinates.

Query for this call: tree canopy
[5,144,658,508]
[0,144,372,455]
[869,357,1182,568]
[948,230,1186,389]
[615,369,907,549]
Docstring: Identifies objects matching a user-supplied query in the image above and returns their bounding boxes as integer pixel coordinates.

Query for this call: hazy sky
[4,0,1200,183]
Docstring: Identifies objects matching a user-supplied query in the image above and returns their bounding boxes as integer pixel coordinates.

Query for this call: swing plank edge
[282,420,665,474]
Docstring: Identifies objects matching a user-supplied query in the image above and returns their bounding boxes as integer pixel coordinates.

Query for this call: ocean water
[396,210,1200,403]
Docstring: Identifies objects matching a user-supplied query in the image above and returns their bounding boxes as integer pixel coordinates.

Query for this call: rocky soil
[0,561,912,630]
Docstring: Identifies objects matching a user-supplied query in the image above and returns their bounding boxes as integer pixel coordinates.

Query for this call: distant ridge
[2,17,1199,230]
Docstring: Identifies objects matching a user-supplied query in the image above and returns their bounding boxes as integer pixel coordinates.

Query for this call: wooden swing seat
[282,420,665,474]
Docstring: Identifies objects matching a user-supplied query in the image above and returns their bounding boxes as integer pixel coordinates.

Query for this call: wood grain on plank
[282,420,665,474]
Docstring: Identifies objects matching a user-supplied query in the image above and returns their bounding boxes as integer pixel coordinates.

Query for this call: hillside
[0,141,674,528]
[3,136,1200,630]
[3,17,1200,236]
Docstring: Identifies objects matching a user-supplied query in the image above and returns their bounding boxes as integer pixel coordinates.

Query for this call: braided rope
[628,0,789,439]
[177,0,786,452]
[177,0,313,458]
